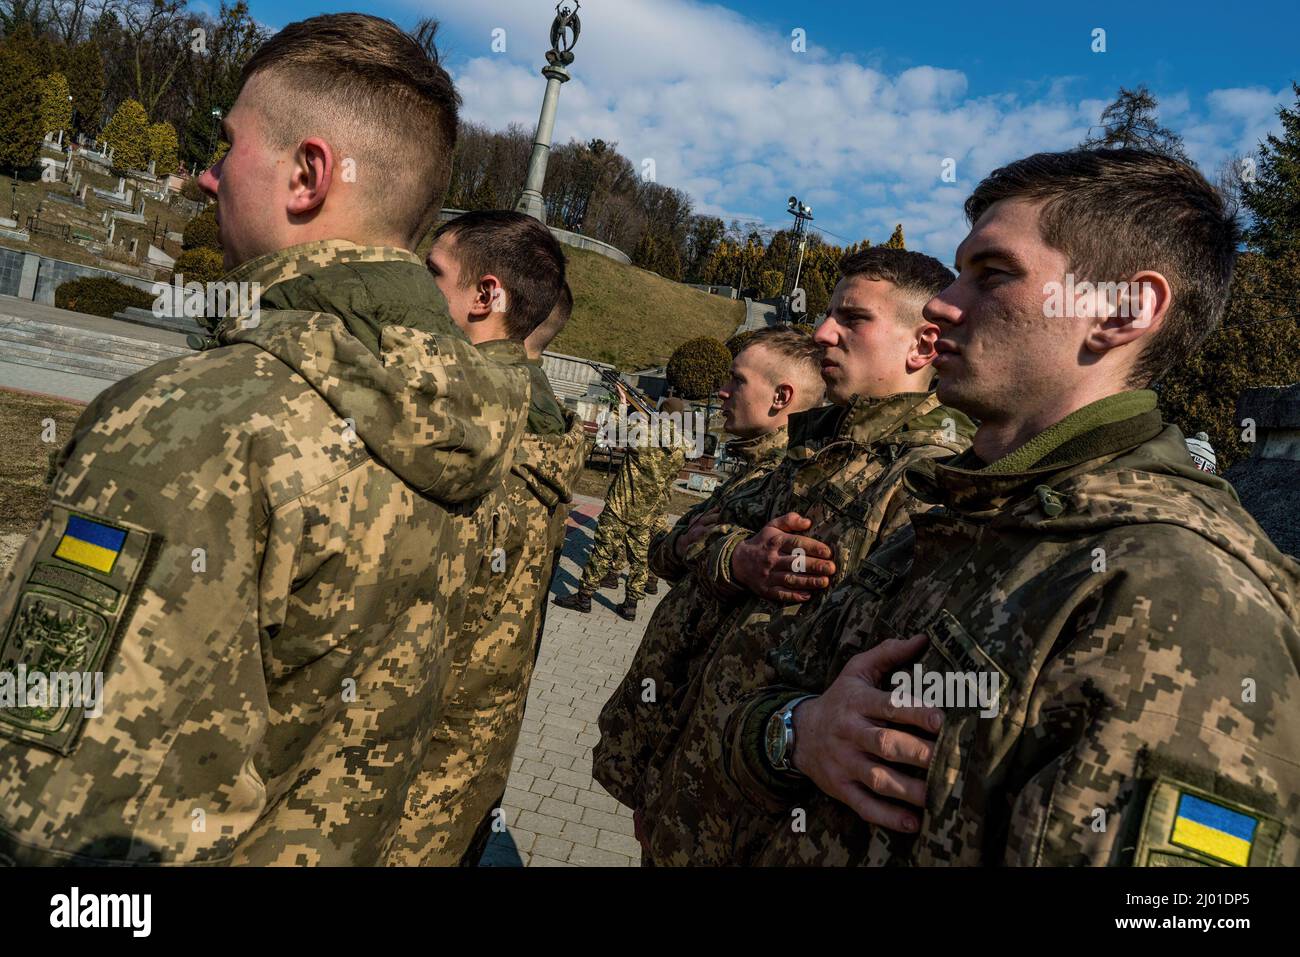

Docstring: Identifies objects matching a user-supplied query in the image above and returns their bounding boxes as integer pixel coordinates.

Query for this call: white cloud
[409,0,1291,263]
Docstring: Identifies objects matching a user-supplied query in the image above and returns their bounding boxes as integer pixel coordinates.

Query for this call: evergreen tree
[0,43,44,171]
[1081,85,1188,159]
[62,41,105,137]
[884,223,906,248]
[39,72,73,135]
[102,98,150,170]
[147,121,179,173]
[1242,82,1300,258]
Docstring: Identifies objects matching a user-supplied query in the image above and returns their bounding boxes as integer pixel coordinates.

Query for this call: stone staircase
[0,314,190,386]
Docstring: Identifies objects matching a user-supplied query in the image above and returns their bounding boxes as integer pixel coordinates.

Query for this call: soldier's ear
[1084,271,1171,358]
[907,322,939,372]
[286,137,332,217]
[772,383,794,412]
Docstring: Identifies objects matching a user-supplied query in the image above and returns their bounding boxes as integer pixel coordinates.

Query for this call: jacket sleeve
[1000,547,1300,866]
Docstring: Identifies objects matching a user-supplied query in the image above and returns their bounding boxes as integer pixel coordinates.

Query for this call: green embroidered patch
[0,505,152,755]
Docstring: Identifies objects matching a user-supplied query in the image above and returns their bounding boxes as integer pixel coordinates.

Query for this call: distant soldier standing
[554,394,690,621]
[0,14,528,866]
[593,327,825,827]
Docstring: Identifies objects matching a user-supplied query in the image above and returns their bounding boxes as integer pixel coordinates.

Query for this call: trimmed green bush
[102,98,149,171]
[55,276,154,317]
[667,336,732,399]
[182,207,220,250]
[172,247,225,285]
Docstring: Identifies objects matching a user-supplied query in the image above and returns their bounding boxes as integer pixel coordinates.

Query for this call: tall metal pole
[517,2,582,223]
[516,64,571,222]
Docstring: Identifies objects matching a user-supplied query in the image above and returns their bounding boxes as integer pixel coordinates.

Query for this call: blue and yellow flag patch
[1136,775,1283,867]
[1171,793,1257,866]
[54,515,128,574]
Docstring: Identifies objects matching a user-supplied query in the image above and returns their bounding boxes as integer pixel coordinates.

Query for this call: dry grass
[551,246,744,369]
[0,389,85,536]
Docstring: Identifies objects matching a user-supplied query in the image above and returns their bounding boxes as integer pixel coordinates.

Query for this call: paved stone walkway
[478,494,671,867]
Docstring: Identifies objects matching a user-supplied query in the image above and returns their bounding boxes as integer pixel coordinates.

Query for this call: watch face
[765,710,785,766]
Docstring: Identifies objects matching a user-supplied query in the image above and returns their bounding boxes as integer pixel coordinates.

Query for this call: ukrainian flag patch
[1171,794,1256,866]
[54,515,128,574]
[1135,774,1283,867]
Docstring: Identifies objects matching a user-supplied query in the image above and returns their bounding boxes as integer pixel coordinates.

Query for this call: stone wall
[0,247,156,304]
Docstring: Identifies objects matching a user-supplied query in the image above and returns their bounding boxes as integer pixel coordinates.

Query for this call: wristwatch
[764,694,818,773]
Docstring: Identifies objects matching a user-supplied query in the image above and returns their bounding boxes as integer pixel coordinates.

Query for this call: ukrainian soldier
[386,214,587,866]
[632,248,976,865]
[0,15,530,866]
[592,327,823,825]
[554,394,690,621]
[729,149,1300,867]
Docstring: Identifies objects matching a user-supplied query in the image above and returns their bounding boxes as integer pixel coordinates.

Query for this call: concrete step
[0,316,190,382]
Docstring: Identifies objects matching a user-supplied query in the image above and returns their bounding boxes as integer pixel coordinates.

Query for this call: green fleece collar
[982,390,1158,474]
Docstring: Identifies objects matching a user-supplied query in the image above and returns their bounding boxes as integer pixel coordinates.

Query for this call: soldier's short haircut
[965,148,1239,386]
[527,281,573,355]
[740,326,822,377]
[432,210,567,341]
[737,325,826,408]
[839,247,955,322]
[239,14,460,248]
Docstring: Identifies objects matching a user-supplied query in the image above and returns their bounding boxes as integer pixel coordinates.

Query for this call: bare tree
[1081,85,1188,160]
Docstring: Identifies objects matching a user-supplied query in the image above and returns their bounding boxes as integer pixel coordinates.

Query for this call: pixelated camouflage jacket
[602,428,689,528]
[0,240,528,866]
[688,393,975,603]
[637,392,975,865]
[730,391,1300,866]
[386,340,588,865]
[525,359,567,436]
[592,427,789,810]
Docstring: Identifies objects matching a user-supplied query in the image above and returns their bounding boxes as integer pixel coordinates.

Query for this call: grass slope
[551,246,744,369]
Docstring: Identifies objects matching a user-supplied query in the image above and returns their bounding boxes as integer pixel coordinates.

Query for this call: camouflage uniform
[578,432,687,603]
[0,240,529,866]
[592,426,789,810]
[727,390,1300,866]
[636,392,974,865]
[386,342,588,866]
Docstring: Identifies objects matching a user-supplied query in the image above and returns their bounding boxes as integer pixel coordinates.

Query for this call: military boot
[553,589,592,613]
[645,575,659,596]
[599,571,620,589]
[615,598,638,621]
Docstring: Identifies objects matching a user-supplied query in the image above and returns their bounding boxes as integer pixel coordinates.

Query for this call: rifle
[586,361,658,419]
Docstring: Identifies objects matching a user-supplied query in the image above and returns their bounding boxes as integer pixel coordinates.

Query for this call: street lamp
[209,108,223,161]
[783,195,814,313]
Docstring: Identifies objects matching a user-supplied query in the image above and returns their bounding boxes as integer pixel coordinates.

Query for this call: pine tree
[884,224,906,248]
[102,98,150,171]
[62,42,104,137]
[1242,82,1300,258]
[1081,86,1188,159]
[39,72,73,135]
[147,122,179,174]
[0,43,43,171]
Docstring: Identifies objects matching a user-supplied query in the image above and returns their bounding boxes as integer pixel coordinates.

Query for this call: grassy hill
[554,246,744,369]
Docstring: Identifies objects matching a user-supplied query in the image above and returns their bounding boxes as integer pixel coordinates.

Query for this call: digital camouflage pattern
[637,392,975,865]
[386,340,587,866]
[577,436,688,603]
[0,240,529,866]
[593,426,789,810]
[728,394,1300,866]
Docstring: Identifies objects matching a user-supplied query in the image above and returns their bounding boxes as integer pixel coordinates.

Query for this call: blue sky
[236,0,1298,261]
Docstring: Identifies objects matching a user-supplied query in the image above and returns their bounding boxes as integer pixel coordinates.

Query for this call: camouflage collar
[906,397,1166,514]
[837,391,941,446]
[725,426,788,467]
[475,338,529,366]
[222,240,424,293]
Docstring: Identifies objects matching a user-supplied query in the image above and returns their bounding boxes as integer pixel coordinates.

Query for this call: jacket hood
[915,424,1300,621]
[216,243,527,503]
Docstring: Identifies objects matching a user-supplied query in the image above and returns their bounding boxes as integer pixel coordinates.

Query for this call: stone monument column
[515,2,582,224]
